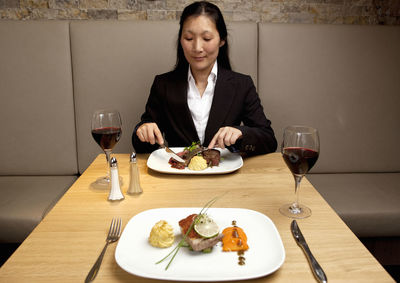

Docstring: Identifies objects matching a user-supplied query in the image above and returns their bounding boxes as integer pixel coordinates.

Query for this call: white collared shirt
[187,62,218,144]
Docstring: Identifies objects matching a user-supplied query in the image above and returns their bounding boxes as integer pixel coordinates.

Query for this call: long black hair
[174,1,232,75]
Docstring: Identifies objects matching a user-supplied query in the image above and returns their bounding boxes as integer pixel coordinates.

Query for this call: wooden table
[0,153,394,282]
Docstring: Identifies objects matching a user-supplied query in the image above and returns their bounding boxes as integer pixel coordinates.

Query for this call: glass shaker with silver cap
[127,151,143,195]
[108,157,124,201]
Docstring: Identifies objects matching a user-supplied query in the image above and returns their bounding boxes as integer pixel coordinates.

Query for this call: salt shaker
[108,157,124,201]
[127,152,143,195]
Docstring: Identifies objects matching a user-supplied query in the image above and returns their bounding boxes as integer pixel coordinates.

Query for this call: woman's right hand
[136,122,163,145]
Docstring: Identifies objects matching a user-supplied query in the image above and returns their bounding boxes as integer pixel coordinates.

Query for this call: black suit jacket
[132,67,277,156]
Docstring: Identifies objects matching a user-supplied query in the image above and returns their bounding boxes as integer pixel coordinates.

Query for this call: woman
[132,1,277,156]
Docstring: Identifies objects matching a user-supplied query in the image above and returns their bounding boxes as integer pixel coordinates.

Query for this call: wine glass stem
[293,174,303,208]
[104,149,112,177]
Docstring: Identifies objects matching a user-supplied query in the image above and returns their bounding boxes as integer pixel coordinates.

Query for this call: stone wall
[0,0,399,25]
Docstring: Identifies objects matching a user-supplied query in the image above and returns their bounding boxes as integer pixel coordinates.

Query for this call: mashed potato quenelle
[188,155,208,171]
[149,220,175,248]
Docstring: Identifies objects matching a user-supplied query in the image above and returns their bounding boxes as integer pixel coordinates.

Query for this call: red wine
[282,147,319,175]
[91,127,121,150]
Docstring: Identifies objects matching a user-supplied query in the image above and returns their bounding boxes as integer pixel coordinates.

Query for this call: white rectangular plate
[147,147,243,174]
[115,208,285,281]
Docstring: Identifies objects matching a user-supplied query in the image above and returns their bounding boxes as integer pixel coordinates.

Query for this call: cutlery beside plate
[291,220,327,283]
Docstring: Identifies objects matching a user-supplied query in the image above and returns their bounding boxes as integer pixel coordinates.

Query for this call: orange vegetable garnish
[222,226,249,251]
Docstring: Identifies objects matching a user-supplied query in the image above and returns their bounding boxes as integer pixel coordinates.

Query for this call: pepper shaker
[127,152,143,195]
[108,157,124,201]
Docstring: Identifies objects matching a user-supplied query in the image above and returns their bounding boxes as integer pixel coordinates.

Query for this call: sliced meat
[202,149,221,166]
[168,157,185,169]
[184,233,224,251]
[168,146,204,168]
[178,214,201,238]
[178,213,223,252]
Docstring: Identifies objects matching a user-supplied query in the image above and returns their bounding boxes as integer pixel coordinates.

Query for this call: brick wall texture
[0,0,399,25]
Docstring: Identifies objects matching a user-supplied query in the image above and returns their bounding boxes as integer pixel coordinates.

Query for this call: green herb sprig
[184,141,201,152]
[156,195,222,270]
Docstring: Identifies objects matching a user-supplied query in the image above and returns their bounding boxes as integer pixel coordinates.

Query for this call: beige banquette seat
[0,22,78,243]
[1,21,399,265]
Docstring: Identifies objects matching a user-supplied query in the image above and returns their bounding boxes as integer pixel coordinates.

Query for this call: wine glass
[91,109,122,186]
[279,125,319,219]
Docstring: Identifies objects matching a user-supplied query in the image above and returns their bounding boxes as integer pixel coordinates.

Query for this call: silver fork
[85,217,122,282]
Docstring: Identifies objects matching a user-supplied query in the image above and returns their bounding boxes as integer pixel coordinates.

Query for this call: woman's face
[180,15,225,77]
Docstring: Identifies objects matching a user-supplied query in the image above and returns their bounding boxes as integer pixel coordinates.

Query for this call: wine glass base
[279,203,311,219]
[93,176,123,187]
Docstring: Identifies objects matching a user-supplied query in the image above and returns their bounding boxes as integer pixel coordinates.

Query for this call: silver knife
[162,144,185,163]
[159,133,186,163]
[291,220,328,283]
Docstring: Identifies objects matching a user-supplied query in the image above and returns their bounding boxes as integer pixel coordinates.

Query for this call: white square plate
[115,208,285,281]
[147,147,243,174]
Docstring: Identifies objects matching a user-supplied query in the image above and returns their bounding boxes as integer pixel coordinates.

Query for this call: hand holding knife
[291,220,328,283]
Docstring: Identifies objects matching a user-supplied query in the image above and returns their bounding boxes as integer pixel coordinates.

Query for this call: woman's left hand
[208,127,242,149]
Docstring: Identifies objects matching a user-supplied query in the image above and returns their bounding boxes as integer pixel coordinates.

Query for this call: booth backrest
[70,21,258,173]
[0,21,78,176]
[258,23,400,173]
[1,21,399,175]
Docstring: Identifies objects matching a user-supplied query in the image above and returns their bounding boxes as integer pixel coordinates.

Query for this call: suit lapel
[204,68,236,145]
[166,73,199,143]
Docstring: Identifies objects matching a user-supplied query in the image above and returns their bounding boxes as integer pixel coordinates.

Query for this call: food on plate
[179,213,223,252]
[194,214,220,238]
[188,156,208,171]
[222,221,249,265]
[222,226,249,252]
[156,196,222,270]
[168,141,221,170]
[149,220,175,248]
[168,152,186,169]
[202,149,221,166]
